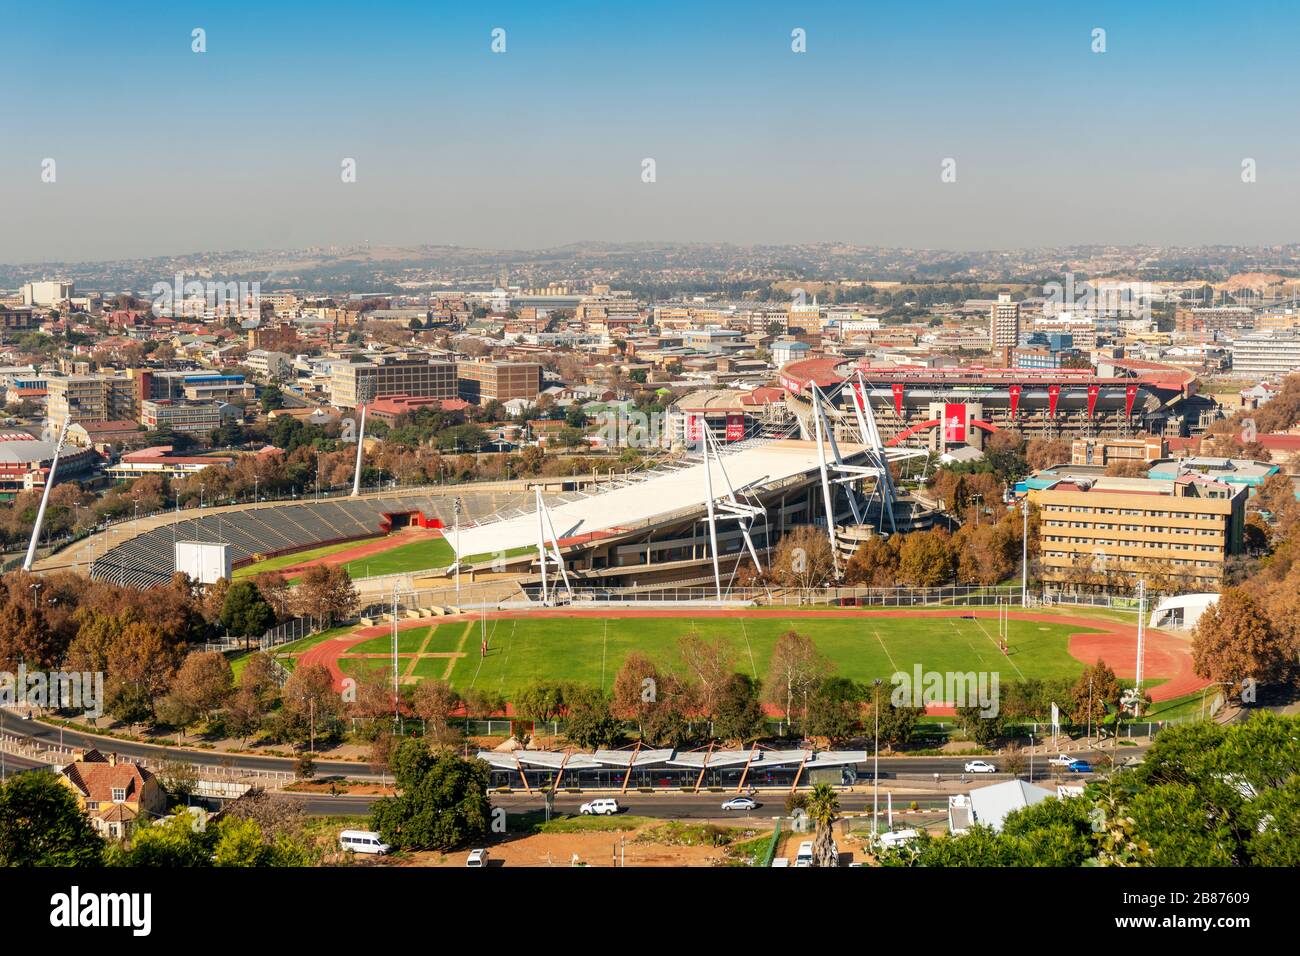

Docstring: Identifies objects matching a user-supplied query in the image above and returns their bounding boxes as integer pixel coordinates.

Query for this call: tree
[764,629,830,732]
[611,652,661,732]
[0,771,104,866]
[168,651,234,723]
[563,685,624,748]
[770,525,837,588]
[806,783,840,867]
[713,673,766,743]
[514,681,566,732]
[875,703,925,748]
[843,535,899,587]
[220,580,276,648]
[1192,587,1295,698]
[296,564,359,624]
[116,814,213,867]
[412,680,461,745]
[278,663,343,750]
[897,528,956,586]
[677,632,733,719]
[1069,659,1123,729]
[369,741,492,851]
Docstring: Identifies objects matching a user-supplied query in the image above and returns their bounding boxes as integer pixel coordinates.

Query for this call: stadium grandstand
[778,356,1219,453]
[79,488,538,589]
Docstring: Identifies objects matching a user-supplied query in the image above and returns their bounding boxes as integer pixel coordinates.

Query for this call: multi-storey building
[1230,330,1300,378]
[989,293,1021,353]
[456,359,542,404]
[140,399,233,435]
[1032,474,1246,591]
[330,352,458,409]
[1070,436,1167,467]
[46,374,138,430]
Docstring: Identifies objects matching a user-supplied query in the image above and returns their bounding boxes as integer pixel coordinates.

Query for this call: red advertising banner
[1047,383,1061,417]
[1124,384,1138,417]
[725,413,745,442]
[686,414,703,445]
[943,403,968,444]
[851,380,867,411]
[891,383,905,417]
[1008,384,1021,417]
[1086,384,1100,418]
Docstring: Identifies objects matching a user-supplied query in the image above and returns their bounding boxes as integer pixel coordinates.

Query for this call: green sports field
[331,614,1100,700]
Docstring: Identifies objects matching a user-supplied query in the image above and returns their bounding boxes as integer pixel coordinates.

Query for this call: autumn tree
[676,631,734,719]
[770,525,837,588]
[1069,659,1123,729]
[296,564,359,624]
[896,528,957,586]
[764,630,830,732]
[843,534,899,587]
[412,680,462,745]
[277,663,343,750]
[1193,587,1296,698]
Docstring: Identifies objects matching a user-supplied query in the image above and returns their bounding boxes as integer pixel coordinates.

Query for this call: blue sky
[2,1,1298,262]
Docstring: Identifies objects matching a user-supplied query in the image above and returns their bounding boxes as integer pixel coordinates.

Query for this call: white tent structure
[1149,592,1219,632]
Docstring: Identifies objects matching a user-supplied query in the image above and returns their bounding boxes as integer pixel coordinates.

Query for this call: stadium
[779,356,1218,452]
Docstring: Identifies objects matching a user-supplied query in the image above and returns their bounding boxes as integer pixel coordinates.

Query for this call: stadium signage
[1047,383,1061,417]
[1008,383,1021,417]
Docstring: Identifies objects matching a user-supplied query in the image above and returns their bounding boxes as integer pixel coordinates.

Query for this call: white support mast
[808,385,842,576]
[535,486,550,604]
[351,404,367,497]
[1134,579,1146,716]
[702,426,724,601]
[533,486,572,605]
[23,418,70,572]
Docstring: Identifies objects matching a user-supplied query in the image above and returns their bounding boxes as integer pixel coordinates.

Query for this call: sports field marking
[496,620,518,692]
[600,619,609,691]
[739,620,758,678]
[966,616,1026,679]
[466,618,499,690]
[871,630,901,673]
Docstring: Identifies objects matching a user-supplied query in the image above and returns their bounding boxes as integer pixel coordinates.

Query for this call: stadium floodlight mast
[350,403,367,498]
[23,417,70,572]
[696,425,766,601]
[533,486,572,606]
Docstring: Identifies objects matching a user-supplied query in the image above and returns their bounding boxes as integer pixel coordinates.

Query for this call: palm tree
[806,783,840,867]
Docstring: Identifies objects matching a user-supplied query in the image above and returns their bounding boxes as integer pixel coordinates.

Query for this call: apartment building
[248,322,301,352]
[1070,436,1167,467]
[989,293,1021,352]
[140,399,234,435]
[245,349,293,380]
[1230,330,1300,378]
[0,306,37,330]
[1033,474,1246,590]
[330,352,458,409]
[456,359,542,404]
[46,374,138,430]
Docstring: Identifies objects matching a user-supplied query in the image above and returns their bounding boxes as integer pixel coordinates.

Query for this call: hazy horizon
[5,0,1298,264]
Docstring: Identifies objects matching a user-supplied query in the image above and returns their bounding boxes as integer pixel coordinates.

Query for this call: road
[2,709,1139,820]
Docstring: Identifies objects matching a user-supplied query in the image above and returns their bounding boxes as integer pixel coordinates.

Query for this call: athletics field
[289,607,1203,708]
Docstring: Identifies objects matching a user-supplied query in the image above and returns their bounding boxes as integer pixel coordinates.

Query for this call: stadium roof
[451,439,867,559]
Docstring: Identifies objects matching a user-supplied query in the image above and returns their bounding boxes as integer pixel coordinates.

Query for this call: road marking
[966,616,1025,679]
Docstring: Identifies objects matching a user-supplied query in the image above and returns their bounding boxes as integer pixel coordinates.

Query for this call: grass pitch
[331,614,1098,701]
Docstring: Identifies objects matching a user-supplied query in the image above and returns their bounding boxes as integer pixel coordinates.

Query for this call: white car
[721,796,759,811]
[1049,754,1076,767]
[579,798,620,816]
[964,760,997,774]
[466,848,489,867]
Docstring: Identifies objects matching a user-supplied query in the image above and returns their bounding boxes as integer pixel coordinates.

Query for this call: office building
[456,359,542,404]
[330,352,458,409]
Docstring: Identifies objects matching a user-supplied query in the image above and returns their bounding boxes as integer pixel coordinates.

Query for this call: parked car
[1067,760,1093,774]
[339,830,390,855]
[1049,754,1076,767]
[794,841,814,867]
[466,848,489,867]
[877,828,920,849]
[964,760,997,774]
[721,796,760,811]
[579,798,620,816]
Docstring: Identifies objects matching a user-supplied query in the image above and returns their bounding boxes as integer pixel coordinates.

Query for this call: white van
[339,830,391,855]
[794,841,814,867]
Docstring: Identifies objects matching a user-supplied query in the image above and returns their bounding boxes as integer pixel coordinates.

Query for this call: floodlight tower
[23,418,70,572]
[351,404,367,497]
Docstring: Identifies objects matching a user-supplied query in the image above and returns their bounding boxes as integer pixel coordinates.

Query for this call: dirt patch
[395,823,735,867]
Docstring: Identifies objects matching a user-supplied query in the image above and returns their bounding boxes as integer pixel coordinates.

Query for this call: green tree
[0,771,104,866]
[806,783,840,867]
[713,673,766,743]
[369,740,492,851]
[220,580,276,649]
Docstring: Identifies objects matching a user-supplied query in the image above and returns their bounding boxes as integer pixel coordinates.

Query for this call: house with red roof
[58,749,167,841]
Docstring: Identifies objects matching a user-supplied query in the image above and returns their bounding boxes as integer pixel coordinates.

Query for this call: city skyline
[5,0,1300,263]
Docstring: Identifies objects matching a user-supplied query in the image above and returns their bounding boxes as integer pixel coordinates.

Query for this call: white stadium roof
[452,439,866,559]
